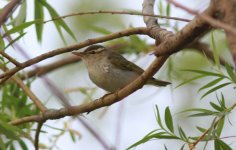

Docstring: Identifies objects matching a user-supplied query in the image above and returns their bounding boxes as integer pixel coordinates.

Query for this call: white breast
[85,58,139,92]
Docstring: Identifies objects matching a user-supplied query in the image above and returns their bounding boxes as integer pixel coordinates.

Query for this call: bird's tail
[147,78,171,86]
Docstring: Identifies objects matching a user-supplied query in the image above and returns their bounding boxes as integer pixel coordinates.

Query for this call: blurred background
[1,0,236,149]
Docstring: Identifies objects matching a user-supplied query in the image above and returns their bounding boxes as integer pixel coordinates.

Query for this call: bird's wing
[108,52,144,74]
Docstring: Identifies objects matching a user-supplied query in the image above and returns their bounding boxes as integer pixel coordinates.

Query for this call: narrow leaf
[2,33,26,51]
[14,0,27,26]
[18,139,28,150]
[34,0,44,42]
[127,132,165,149]
[225,63,236,83]
[201,82,232,99]
[215,139,232,150]
[166,2,171,16]
[198,77,223,92]
[155,105,164,129]
[178,126,187,141]
[0,36,5,50]
[182,69,226,78]
[216,118,224,137]
[6,20,39,35]
[89,26,112,35]
[164,145,168,150]
[196,126,207,133]
[0,137,6,150]
[210,102,223,112]
[180,144,185,150]
[165,107,174,133]
[211,32,220,70]
[175,75,205,88]
[38,0,76,41]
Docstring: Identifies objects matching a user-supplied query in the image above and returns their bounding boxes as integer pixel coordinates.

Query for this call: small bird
[72,45,170,92]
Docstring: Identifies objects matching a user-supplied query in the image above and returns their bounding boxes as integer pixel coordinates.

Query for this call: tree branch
[43,10,191,24]
[153,0,216,56]
[0,0,22,26]
[20,56,81,80]
[34,122,44,150]
[0,27,149,84]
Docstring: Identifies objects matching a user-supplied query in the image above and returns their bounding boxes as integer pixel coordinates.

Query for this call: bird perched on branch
[72,45,170,92]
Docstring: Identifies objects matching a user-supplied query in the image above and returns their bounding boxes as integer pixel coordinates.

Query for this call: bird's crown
[84,45,106,54]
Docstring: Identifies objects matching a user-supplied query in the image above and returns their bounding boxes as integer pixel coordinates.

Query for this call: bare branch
[20,56,81,80]
[0,0,22,26]
[43,10,191,24]
[0,51,22,67]
[34,122,44,150]
[153,0,216,56]
[0,27,148,84]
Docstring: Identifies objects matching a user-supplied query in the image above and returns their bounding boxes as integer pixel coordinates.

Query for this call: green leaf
[201,82,232,99]
[0,120,21,139]
[211,32,220,70]
[166,2,171,16]
[38,0,76,41]
[34,0,44,42]
[89,26,112,35]
[180,144,185,150]
[2,32,26,51]
[219,93,226,108]
[14,0,27,26]
[0,137,6,150]
[196,126,207,133]
[225,63,236,83]
[181,108,216,117]
[126,132,165,150]
[175,75,206,88]
[214,139,232,150]
[178,126,187,141]
[69,131,76,142]
[0,36,5,50]
[18,139,28,150]
[198,77,223,92]
[164,145,168,150]
[155,105,164,129]
[6,20,39,35]
[158,0,163,15]
[182,69,226,78]
[210,102,223,112]
[151,134,179,139]
[216,118,224,137]
[165,107,174,133]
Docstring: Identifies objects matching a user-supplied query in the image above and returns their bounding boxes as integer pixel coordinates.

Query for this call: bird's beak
[72,51,85,57]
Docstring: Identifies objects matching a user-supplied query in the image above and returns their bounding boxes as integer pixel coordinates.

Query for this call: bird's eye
[89,51,95,54]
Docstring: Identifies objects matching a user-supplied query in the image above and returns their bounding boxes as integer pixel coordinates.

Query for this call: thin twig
[42,10,191,24]
[0,51,22,67]
[20,56,81,80]
[34,122,44,150]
